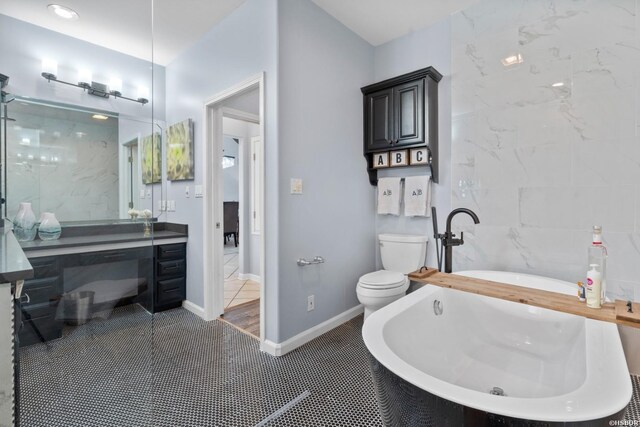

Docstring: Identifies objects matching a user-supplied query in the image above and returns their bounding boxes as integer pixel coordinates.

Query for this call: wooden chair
[223,201,239,247]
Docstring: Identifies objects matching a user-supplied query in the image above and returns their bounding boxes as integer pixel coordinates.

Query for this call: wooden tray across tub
[408,268,640,329]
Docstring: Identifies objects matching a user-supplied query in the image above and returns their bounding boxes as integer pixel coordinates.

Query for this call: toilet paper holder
[297,256,325,267]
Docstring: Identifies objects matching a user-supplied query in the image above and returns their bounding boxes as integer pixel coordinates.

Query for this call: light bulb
[109,77,122,95]
[137,85,149,100]
[78,69,92,87]
[41,58,58,79]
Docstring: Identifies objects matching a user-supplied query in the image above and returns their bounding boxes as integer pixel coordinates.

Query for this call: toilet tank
[379,234,428,274]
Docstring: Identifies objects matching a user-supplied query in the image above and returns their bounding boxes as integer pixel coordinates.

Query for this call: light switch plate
[185,186,190,198]
[195,185,203,198]
[290,178,303,195]
[139,189,145,199]
[168,200,176,211]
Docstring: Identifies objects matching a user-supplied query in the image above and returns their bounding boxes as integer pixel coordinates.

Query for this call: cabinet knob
[388,139,393,145]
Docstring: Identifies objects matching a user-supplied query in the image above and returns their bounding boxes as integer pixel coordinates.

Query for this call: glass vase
[38,212,62,240]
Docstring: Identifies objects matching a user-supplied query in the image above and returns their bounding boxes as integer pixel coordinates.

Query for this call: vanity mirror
[3,96,163,223]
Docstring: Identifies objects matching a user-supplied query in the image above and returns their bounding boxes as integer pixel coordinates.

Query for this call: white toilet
[357,233,428,319]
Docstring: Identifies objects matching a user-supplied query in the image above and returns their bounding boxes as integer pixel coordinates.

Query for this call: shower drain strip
[255,390,311,426]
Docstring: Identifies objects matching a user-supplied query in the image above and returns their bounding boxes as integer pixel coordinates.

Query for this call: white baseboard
[182,300,205,319]
[237,273,261,283]
[261,304,364,356]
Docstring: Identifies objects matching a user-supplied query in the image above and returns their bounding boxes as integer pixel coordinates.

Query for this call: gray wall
[373,18,453,270]
[163,0,280,340]
[223,136,239,202]
[277,0,376,341]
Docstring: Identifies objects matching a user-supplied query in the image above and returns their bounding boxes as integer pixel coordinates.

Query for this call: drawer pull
[20,293,31,304]
[164,249,182,254]
[164,266,179,271]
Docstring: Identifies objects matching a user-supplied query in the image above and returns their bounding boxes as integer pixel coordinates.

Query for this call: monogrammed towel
[404,175,431,217]
[377,177,402,215]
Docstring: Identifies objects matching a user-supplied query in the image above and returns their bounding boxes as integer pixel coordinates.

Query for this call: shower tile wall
[451,0,640,300]
[8,104,119,221]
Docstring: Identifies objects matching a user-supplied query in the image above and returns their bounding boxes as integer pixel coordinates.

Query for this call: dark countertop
[0,230,33,282]
[19,222,188,253]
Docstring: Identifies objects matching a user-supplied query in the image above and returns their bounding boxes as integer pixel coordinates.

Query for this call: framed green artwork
[166,119,195,181]
[141,132,161,184]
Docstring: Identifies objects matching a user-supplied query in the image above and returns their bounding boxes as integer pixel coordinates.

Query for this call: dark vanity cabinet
[18,242,187,346]
[154,243,187,313]
[362,67,442,185]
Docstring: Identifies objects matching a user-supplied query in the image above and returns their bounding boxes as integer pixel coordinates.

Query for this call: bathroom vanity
[17,222,188,346]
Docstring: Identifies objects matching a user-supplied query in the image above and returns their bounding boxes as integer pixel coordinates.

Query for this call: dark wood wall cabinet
[18,243,187,346]
[361,67,442,185]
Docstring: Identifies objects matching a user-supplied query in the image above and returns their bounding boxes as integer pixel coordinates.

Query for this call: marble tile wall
[7,103,119,222]
[451,0,640,300]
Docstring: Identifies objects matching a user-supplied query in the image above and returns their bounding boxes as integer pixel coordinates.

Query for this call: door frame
[202,73,266,343]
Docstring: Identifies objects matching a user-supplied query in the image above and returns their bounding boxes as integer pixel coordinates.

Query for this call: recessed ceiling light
[48,4,79,21]
[92,114,109,120]
[551,82,565,87]
[501,54,524,67]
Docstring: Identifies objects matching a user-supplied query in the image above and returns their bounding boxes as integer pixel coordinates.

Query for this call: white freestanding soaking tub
[362,271,632,426]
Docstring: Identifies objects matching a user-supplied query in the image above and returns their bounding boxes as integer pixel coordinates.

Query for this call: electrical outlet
[139,189,145,199]
[146,189,152,199]
[307,295,315,312]
[195,185,203,198]
[168,200,176,211]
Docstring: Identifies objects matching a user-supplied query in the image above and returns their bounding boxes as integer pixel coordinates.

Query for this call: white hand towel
[377,177,402,215]
[404,175,431,217]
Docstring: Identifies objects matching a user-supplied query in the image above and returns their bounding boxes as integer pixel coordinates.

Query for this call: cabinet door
[365,88,394,151]
[393,79,424,147]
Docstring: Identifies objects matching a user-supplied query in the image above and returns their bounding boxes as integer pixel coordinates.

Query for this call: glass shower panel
[0,1,159,425]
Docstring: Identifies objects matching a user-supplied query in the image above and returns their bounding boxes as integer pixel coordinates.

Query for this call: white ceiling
[0,0,478,66]
[311,0,480,46]
[0,0,245,66]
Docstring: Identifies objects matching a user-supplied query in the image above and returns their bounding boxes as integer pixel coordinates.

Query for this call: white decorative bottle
[588,225,607,301]
[13,202,37,241]
[38,212,61,240]
[586,264,602,309]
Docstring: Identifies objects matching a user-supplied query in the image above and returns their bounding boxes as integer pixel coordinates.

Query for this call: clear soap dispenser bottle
[587,226,607,301]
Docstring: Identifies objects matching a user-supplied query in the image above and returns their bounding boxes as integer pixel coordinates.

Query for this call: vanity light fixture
[47,4,79,21]
[551,82,565,87]
[40,59,149,105]
[501,54,524,67]
[92,114,109,120]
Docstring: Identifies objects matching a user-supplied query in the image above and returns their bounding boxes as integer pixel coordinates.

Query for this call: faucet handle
[460,231,464,244]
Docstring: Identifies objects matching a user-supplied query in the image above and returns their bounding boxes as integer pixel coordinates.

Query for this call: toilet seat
[358,270,407,290]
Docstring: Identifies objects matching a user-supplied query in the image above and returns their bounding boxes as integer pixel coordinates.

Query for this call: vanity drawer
[23,276,61,305]
[156,277,186,306]
[157,243,186,260]
[29,256,60,278]
[79,247,150,266]
[157,259,186,277]
[19,302,62,346]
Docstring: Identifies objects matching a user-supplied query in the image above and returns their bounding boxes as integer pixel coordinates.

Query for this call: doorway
[203,74,265,341]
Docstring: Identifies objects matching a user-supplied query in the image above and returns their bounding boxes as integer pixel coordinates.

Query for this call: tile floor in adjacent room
[224,244,260,309]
